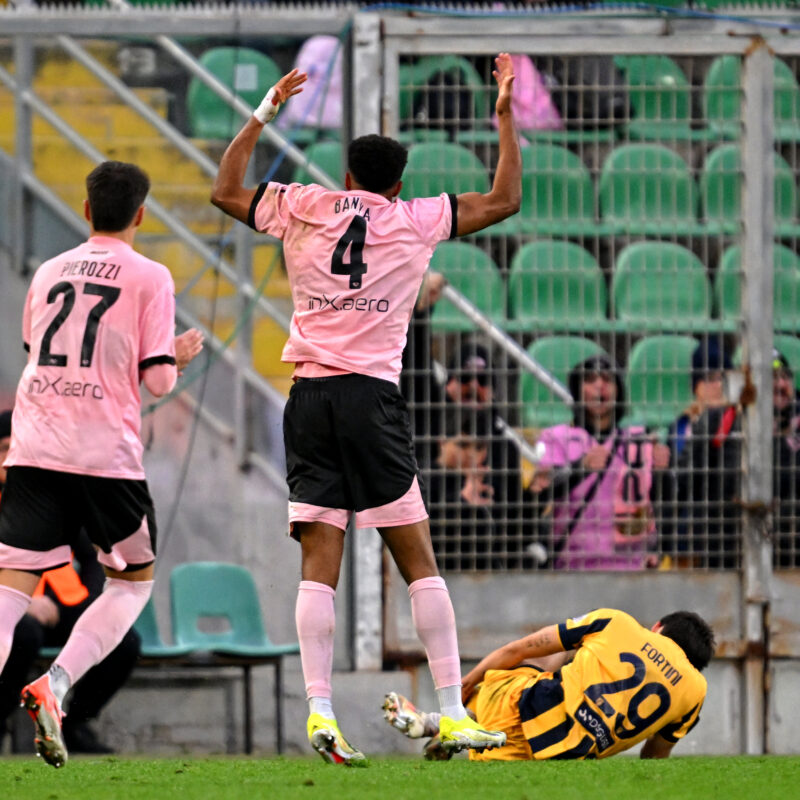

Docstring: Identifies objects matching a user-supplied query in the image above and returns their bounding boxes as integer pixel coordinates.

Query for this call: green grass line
[1,755,800,800]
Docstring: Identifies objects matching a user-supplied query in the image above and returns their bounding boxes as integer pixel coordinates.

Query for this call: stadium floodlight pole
[440,282,574,406]
[105,0,339,189]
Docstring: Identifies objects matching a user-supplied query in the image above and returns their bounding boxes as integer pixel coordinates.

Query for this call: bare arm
[461,623,563,702]
[640,733,675,759]
[211,69,307,224]
[455,53,522,236]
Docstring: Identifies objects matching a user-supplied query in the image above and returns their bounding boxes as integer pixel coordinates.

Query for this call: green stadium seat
[625,335,697,429]
[612,241,713,333]
[699,144,800,237]
[715,243,800,333]
[187,47,282,140]
[506,240,611,333]
[134,597,194,659]
[488,143,607,238]
[704,55,800,142]
[398,54,489,123]
[428,241,505,332]
[400,141,489,200]
[598,143,704,236]
[171,562,300,754]
[519,336,608,428]
[291,140,344,186]
[614,55,715,142]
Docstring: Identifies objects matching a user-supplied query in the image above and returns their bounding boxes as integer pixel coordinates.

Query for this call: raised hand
[493,52,516,117]
[253,68,307,124]
[273,68,308,104]
[175,328,204,374]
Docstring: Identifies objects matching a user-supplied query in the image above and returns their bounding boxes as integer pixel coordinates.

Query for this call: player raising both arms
[211,56,522,764]
[0,161,203,768]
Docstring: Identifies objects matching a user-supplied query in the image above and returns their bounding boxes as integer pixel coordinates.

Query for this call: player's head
[85,161,150,233]
[656,611,716,671]
[346,135,407,195]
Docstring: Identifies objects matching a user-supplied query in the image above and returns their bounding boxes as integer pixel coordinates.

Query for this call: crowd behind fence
[3,10,800,576]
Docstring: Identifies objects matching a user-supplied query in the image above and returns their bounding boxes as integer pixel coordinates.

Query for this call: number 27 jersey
[7,235,176,479]
[249,182,455,384]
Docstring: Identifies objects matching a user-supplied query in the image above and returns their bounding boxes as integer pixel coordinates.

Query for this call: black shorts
[0,465,157,568]
[284,374,419,512]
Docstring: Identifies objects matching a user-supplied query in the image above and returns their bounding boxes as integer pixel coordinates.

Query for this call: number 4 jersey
[518,608,707,759]
[249,182,456,383]
[7,235,177,479]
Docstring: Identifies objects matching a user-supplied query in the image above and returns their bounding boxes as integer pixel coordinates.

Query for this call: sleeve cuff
[139,355,176,370]
[247,182,269,230]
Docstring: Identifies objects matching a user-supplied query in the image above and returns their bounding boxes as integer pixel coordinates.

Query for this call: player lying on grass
[211,57,522,765]
[384,607,714,761]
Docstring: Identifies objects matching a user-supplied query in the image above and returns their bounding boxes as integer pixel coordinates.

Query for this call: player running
[0,161,203,767]
[383,608,714,761]
[211,55,522,764]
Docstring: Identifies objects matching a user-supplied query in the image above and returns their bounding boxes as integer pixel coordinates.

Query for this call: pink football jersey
[250,182,455,383]
[6,235,176,479]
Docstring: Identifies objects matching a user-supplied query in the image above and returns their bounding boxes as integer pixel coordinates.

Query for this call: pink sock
[0,585,32,672]
[295,580,335,700]
[408,576,462,690]
[54,578,152,685]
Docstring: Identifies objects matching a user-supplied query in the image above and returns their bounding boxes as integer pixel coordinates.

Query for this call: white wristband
[253,87,280,125]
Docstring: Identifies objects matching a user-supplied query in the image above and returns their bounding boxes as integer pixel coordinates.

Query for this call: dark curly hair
[86,161,150,233]
[347,134,407,194]
[659,610,716,672]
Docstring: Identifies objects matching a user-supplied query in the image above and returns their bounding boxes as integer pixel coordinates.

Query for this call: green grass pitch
[1,755,800,800]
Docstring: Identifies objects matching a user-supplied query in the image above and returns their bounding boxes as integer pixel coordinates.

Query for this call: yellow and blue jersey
[472,608,706,761]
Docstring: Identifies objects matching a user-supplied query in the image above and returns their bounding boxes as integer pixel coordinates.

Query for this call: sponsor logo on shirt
[27,374,104,400]
[575,700,613,752]
[307,293,389,313]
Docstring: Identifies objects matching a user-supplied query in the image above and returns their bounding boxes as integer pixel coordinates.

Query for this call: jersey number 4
[38,281,121,368]
[331,216,367,289]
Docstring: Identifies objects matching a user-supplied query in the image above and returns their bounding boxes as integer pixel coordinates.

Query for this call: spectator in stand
[677,346,800,569]
[772,351,800,567]
[531,355,671,570]
[425,411,495,571]
[662,338,733,567]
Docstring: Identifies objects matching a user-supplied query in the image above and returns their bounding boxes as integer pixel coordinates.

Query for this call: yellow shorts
[469,667,545,761]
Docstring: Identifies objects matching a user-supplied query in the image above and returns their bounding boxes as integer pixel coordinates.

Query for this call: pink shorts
[289,475,428,538]
[0,513,155,574]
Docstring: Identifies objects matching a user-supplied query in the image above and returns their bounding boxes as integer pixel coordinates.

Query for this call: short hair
[86,161,150,233]
[347,135,407,194]
[658,611,716,672]
[443,410,491,440]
